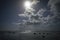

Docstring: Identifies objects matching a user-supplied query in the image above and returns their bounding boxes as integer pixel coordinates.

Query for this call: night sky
[0,0,60,31]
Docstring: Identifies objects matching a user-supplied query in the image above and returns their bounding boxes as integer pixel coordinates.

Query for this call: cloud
[31,0,40,5]
[47,0,60,29]
[48,0,60,20]
[48,0,60,13]
[18,8,52,25]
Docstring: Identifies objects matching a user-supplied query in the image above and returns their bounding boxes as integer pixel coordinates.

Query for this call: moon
[24,1,31,9]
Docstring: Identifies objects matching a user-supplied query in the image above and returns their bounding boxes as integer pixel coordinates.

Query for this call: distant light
[24,1,31,9]
[21,30,31,33]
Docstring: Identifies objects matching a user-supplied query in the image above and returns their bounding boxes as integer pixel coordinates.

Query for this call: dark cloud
[48,0,60,31]
[55,2,60,12]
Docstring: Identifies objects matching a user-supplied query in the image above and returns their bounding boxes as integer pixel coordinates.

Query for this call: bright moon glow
[24,1,31,9]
